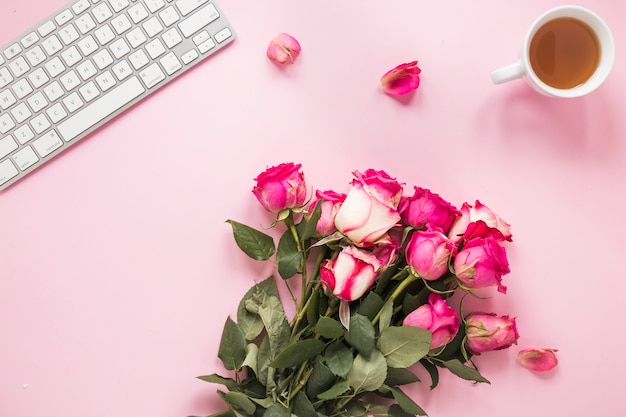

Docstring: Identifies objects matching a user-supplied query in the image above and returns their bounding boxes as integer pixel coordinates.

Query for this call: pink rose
[405,229,455,281]
[334,169,403,246]
[309,190,346,236]
[403,293,459,350]
[252,163,307,213]
[453,237,510,294]
[320,246,382,302]
[518,348,559,372]
[266,33,301,64]
[465,312,519,354]
[380,61,421,96]
[448,201,512,243]
[400,187,460,234]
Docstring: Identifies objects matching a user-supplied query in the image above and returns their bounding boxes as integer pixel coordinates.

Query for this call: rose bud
[453,237,510,294]
[380,61,421,96]
[308,190,346,236]
[267,33,301,64]
[518,348,559,372]
[448,200,512,243]
[403,293,459,350]
[465,312,519,354]
[400,187,460,234]
[334,169,403,246]
[252,162,307,213]
[320,246,382,302]
[405,229,455,281]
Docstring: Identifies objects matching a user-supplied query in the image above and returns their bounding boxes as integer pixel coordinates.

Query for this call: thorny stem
[371,269,416,326]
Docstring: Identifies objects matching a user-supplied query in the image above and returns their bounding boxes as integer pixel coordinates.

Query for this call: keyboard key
[178,3,219,37]
[38,21,56,37]
[59,24,80,45]
[58,76,145,141]
[111,14,132,34]
[215,27,232,43]
[145,0,165,13]
[159,6,180,26]
[11,103,32,123]
[128,3,149,23]
[162,28,182,48]
[108,0,130,13]
[4,43,22,60]
[76,14,97,34]
[14,125,36,145]
[27,92,48,113]
[12,146,39,171]
[25,45,47,66]
[139,63,165,88]
[0,68,13,88]
[12,79,33,99]
[112,60,133,80]
[63,92,85,113]
[96,70,117,91]
[176,0,207,16]
[9,57,30,78]
[47,103,68,123]
[33,130,63,157]
[45,57,66,77]
[143,16,164,37]
[55,9,74,26]
[29,68,50,88]
[31,114,52,134]
[0,159,19,185]
[0,90,17,110]
[181,49,198,64]
[78,34,99,56]
[0,113,16,133]
[129,50,149,69]
[79,81,100,102]
[0,136,18,158]
[72,0,91,15]
[20,32,39,48]
[146,39,166,59]
[61,45,83,67]
[43,35,63,55]
[77,60,98,80]
[160,52,182,75]
[93,3,114,23]
[95,24,116,45]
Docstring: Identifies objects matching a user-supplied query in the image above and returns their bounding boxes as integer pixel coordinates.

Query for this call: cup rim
[521,5,615,98]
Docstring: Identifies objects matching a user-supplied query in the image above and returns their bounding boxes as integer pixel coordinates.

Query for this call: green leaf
[217,390,256,416]
[441,359,490,384]
[258,295,291,359]
[315,317,344,339]
[262,403,290,417]
[269,339,325,368]
[293,391,318,417]
[324,341,353,377]
[384,367,420,387]
[194,411,237,417]
[237,277,280,340]
[226,220,276,261]
[218,317,247,371]
[389,386,428,416]
[347,349,387,393]
[317,379,350,400]
[242,343,259,376]
[276,229,301,279]
[306,361,336,399]
[306,287,321,327]
[378,299,394,334]
[357,292,384,321]
[345,314,376,358]
[388,404,414,417]
[420,359,439,390]
[377,326,431,368]
[257,336,271,387]
[197,374,239,391]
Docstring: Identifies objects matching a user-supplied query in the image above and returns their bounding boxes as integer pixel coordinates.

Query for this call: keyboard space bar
[58,77,145,142]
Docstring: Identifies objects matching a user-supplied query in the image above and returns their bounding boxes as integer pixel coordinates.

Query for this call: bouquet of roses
[196,162,521,417]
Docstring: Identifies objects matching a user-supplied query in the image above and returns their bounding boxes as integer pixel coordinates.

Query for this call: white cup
[491,5,615,98]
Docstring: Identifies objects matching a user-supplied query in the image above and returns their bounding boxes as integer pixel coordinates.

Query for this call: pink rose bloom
[453,237,510,294]
[380,61,421,96]
[465,312,519,354]
[266,33,301,64]
[320,246,382,302]
[405,229,455,281]
[518,348,559,372]
[448,200,512,243]
[400,187,460,234]
[252,163,307,213]
[309,190,346,236]
[403,293,459,350]
[334,169,403,246]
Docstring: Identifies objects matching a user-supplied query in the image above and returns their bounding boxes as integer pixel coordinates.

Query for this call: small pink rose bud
[267,33,301,64]
[465,312,519,354]
[518,348,559,372]
[405,229,455,281]
[252,162,307,213]
[380,61,421,96]
[309,190,346,236]
[403,293,460,350]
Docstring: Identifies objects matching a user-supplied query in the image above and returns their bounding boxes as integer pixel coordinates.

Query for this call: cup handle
[491,60,525,84]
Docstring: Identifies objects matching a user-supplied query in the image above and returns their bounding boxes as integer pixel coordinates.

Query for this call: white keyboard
[0,0,235,191]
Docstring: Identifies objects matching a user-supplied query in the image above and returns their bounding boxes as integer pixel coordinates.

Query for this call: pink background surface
[1,0,625,416]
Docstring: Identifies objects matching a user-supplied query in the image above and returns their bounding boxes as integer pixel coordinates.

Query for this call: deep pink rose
[334,169,403,246]
[400,187,460,234]
[518,348,559,371]
[448,200,512,243]
[465,312,519,354]
[252,163,307,213]
[309,190,346,236]
[266,33,301,64]
[453,237,510,294]
[380,61,421,96]
[403,293,459,350]
[320,246,382,302]
[405,229,455,281]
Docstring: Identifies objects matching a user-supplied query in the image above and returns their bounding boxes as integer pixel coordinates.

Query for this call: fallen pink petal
[267,33,301,64]
[518,348,559,372]
[380,61,421,96]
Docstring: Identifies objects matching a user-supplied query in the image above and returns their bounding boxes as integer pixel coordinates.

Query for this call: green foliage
[200,216,494,417]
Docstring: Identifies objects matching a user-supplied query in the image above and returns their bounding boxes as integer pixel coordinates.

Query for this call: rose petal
[267,33,301,64]
[518,348,559,372]
[380,61,421,96]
